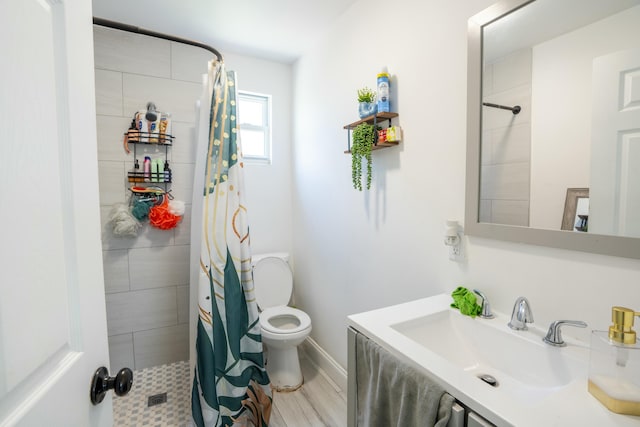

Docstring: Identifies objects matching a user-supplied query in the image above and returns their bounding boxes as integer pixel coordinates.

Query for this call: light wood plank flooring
[270,352,347,427]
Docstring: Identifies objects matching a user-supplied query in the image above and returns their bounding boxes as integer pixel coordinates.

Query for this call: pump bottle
[588,306,640,415]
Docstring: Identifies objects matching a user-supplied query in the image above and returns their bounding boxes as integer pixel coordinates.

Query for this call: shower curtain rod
[483,102,521,115]
[92,17,224,62]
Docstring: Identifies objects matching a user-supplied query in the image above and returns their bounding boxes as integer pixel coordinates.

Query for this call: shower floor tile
[113,360,191,427]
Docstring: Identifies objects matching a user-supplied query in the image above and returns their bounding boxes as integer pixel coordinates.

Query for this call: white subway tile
[133,323,188,369]
[481,130,492,165]
[98,161,126,207]
[129,245,189,290]
[171,42,213,83]
[122,73,202,123]
[492,48,532,93]
[106,287,177,336]
[479,199,492,223]
[481,162,530,200]
[176,285,189,324]
[173,204,192,246]
[491,200,530,226]
[93,26,171,78]
[95,69,122,116]
[96,115,133,162]
[490,122,531,165]
[170,122,197,164]
[95,24,203,354]
[169,163,195,203]
[102,249,130,294]
[483,63,494,96]
[108,333,135,373]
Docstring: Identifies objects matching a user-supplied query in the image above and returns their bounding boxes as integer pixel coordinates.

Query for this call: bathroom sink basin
[348,294,638,426]
[391,308,587,403]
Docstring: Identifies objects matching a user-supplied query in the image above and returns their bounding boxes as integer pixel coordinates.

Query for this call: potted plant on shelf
[357,87,377,119]
[351,122,376,191]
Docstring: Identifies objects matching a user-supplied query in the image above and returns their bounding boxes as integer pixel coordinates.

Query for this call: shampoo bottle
[588,306,640,415]
[143,156,151,182]
[376,69,390,113]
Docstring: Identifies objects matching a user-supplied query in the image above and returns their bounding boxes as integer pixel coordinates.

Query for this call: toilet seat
[260,306,311,335]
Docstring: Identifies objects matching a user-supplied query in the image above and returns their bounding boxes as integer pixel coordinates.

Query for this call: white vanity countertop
[347,293,640,427]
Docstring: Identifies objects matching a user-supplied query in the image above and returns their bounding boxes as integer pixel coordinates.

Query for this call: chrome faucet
[473,289,495,319]
[508,297,534,330]
[543,320,587,347]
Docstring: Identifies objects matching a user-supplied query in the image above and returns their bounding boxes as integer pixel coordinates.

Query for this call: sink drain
[477,374,499,387]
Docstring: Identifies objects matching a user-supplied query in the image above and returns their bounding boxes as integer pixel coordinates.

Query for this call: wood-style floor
[270,352,347,427]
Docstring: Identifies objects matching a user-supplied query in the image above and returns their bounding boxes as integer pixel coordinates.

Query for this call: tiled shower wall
[94,26,214,372]
[480,48,532,226]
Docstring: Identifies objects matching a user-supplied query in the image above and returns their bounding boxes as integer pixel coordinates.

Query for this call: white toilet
[253,253,312,391]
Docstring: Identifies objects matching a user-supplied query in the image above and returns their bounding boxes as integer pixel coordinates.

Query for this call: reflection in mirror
[561,188,589,232]
[479,0,640,237]
[466,0,640,259]
[575,200,589,232]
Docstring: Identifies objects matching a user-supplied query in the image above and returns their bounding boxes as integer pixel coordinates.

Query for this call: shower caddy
[124,126,175,205]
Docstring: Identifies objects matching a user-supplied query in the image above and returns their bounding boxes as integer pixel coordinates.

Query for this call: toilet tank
[251,252,290,267]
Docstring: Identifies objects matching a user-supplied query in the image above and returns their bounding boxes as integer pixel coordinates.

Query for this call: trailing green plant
[351,123,376,190]
[357,87,376,103]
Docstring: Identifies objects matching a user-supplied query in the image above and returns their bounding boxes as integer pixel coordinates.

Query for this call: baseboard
[300,337,347,392]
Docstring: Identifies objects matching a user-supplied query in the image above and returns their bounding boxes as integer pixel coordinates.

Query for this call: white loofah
[108,203,141,237]
[168,199,185,216]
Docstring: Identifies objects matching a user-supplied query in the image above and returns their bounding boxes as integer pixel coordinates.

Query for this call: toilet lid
[253,256,292,309]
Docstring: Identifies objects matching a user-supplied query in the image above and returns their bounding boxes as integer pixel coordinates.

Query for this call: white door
[0,0,113,426]
[590,49,640,237]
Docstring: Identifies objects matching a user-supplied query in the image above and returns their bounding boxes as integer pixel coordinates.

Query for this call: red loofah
[149,198,182,230]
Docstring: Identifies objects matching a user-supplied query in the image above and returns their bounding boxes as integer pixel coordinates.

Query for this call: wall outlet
[449,231,465,262]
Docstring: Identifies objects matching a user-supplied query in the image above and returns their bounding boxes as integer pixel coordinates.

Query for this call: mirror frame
[465,0,640,259]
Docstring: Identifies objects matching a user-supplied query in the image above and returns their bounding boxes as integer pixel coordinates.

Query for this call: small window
[238,91,271,164]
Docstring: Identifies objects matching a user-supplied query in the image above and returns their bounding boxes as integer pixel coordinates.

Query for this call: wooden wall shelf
[343,112,399,130]
[343,112,400,153]
[344,141,399,154]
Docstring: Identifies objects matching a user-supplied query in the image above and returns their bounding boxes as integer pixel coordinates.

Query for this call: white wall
[529,5,640,229]
[291,0,640,370]
[224,53,294,256]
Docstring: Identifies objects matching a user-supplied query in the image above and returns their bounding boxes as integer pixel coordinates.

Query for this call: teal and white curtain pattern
[192,61,272,427]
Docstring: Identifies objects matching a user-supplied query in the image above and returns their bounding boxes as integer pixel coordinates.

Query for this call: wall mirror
[465,0,640,259]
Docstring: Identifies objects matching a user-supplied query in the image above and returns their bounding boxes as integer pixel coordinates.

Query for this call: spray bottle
[377,69,390,113]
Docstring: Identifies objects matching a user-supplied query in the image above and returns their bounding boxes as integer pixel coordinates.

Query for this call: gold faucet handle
[609,306,640,344]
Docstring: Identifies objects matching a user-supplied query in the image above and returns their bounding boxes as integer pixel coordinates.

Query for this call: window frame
[237,90,272,164]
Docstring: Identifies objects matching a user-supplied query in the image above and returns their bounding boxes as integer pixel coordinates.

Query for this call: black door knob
[90,366,133,405]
